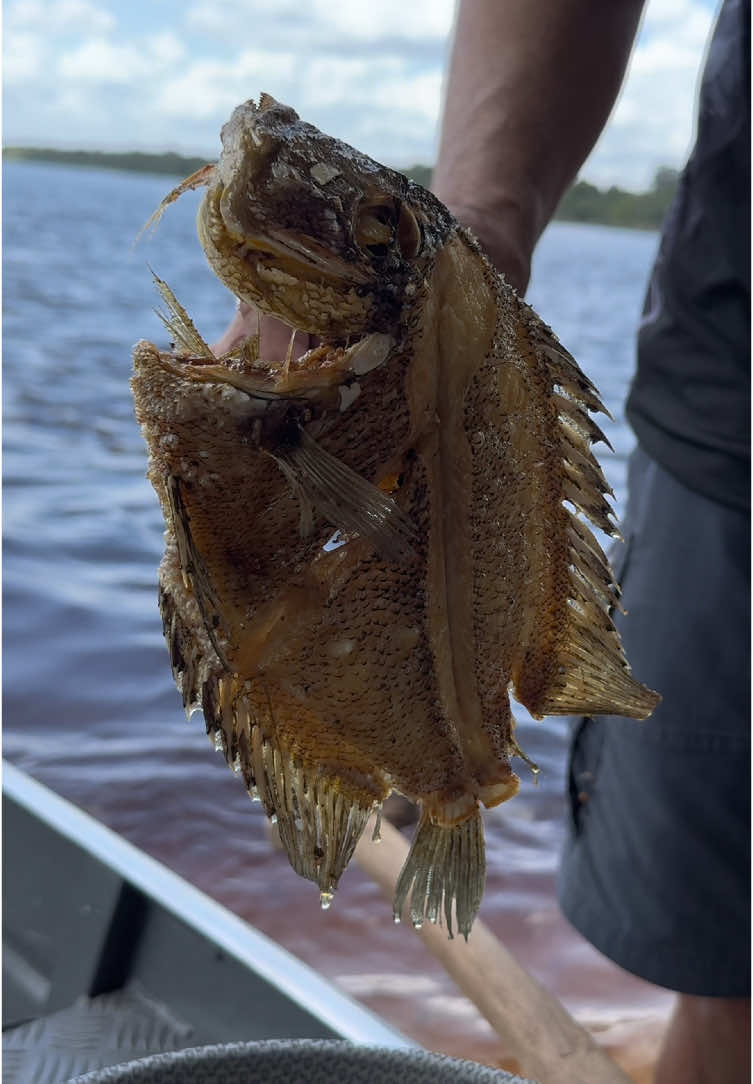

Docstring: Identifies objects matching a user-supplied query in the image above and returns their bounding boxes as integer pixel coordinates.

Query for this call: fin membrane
[138,162,217,240]
[151,271,215,358]
[201,673,379,897]
[164,475,231,671]
[275,427,417,563]
[520,317,661,720]
[394,809,485,940]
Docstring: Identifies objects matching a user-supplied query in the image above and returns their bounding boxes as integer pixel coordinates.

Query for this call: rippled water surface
[3,161,671,1075]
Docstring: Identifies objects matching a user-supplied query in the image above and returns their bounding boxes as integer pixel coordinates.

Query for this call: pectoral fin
[273,428,416,563]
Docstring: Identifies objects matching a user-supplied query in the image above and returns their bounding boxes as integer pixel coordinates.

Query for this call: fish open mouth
[140,117,401,400]
[149,268,394,405]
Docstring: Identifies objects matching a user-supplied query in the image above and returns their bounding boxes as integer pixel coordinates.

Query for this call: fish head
[199,94,453,346]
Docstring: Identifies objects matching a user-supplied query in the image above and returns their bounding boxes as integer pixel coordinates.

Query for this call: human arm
[432,0,646,292]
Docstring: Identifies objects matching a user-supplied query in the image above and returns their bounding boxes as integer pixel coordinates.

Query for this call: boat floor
[3,982,196,1082]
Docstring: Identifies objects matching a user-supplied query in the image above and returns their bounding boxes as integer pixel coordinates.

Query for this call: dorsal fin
[164,474,232,673]
[516,306,660,721]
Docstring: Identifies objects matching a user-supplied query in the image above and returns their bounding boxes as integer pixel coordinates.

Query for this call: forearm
[433,0,646,291]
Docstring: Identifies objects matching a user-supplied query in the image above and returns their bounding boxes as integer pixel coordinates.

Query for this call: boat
[2,759,417,1081]
[3,762,533,1083]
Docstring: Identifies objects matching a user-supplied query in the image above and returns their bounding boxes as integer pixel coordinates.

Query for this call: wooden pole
[354,817,632,1084]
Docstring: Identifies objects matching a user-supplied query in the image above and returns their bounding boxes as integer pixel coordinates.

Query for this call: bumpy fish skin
[132,95,659,938]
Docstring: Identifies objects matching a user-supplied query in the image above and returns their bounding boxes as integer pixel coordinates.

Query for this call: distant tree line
[2,146,211,178]
[4,147,679,230]
[403,163,680,231]
[553,167,680,230]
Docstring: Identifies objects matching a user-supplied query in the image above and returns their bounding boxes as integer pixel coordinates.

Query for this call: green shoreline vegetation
[3,147,679,231]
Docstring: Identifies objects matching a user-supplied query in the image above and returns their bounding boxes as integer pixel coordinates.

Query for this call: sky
[4,0,718,191]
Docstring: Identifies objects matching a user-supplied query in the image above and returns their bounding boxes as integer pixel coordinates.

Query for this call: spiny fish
[131,95,660,939]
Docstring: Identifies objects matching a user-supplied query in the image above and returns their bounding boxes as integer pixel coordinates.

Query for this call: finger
[211,303,314,363]
[259,318,312,364]
[210,303,257,356]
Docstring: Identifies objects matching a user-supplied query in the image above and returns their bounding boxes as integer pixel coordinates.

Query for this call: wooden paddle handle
[354,817,631,1084]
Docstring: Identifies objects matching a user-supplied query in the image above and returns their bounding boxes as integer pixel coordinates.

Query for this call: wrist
[437,197,534,294]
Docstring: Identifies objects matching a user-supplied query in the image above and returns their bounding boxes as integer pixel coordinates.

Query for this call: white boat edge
[2,759,415,1049]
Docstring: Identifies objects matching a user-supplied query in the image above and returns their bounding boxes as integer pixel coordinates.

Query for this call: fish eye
[355,200,394,258]
[372,205,394,225]
[355,198,422,262]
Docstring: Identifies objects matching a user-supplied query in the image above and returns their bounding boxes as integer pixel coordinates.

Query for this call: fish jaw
[194,94,453,341]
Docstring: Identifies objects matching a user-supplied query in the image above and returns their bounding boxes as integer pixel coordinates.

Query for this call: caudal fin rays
[394,809,485,940]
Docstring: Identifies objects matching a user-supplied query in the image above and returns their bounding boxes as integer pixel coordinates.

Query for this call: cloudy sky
[4,0,717,191]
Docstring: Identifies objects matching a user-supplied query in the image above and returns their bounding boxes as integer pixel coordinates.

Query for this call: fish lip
[156,331,396,397]
[232,229,369,284]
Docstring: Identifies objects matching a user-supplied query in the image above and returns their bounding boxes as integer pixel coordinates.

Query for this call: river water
[3,160,673,1079]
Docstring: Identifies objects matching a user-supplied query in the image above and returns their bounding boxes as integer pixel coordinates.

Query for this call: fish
[131,94,660,939]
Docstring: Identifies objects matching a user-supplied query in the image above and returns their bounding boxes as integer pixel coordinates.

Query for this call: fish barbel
[131,95,659,938]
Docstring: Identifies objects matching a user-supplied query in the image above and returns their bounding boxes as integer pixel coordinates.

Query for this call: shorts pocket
[567,716,605,835]
[565,530,633,834]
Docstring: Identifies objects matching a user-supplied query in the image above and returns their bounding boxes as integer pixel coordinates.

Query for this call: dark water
[3,161,671,1070]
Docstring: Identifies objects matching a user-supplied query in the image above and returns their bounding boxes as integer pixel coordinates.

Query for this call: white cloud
[58,38,151,83]
[3,31,46,83]
[156,50,297,120]
[185,0,454,46]
[370,69,443,123]
[4,0,118,88]
[57,32,185,84]
[186,0,298,38]
[582,0,715,188]
[153,47,443,165]
[6,0,115,34]
[148,31,187,67]
[3,0,719,191]
[309,0,455,42]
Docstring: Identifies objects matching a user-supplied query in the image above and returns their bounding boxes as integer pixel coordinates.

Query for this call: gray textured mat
[70,1039,537,1083]
[2,985,195,1084]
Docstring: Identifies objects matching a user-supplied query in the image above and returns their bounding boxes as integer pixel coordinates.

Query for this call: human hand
[211,301,315,361]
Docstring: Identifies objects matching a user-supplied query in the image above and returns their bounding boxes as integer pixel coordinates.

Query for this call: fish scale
[132,95,659,939]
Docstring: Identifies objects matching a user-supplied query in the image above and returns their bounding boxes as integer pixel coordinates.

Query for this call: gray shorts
[557,444,750,997]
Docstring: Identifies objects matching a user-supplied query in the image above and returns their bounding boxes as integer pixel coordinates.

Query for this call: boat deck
[2,762,411,1081]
